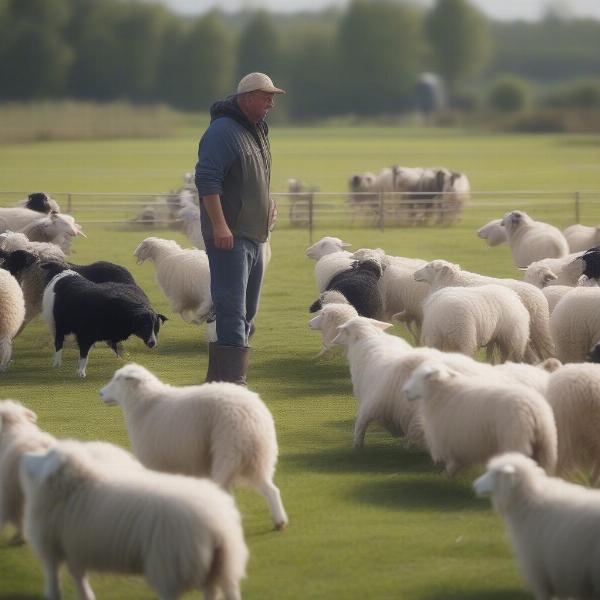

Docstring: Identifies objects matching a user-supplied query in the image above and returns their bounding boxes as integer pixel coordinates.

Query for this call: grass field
[0,126,599,599]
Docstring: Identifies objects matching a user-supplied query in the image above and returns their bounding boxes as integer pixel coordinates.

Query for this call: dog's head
[132,309,168,349]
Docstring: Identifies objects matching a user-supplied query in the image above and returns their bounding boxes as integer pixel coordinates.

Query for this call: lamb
[0,400,55,543]
[524,254,588,290]
[501,210,569,268]
[474,452,600,600]
[403,362,557,475]
[308,293,358,356]
[477,218,507,247]
[19,212,86,255]
[100,363,288,530]
[550,286,600,363]
[544,363,600,481]
[133,236,212,324]
[20,439,248,600]
[305,236,354,292]
[419,284,530,362]
[0,230,66,262]
[0,269,25,370]
[309,258,383,319]
[563,223,600,253]
[414,259,554,362]
[19,192,61,214]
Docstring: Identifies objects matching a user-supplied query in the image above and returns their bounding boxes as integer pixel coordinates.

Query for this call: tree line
[1,0,599,119]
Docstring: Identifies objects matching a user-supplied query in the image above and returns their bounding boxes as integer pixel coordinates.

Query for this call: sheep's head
[349,173,376,192]
[402,361,455,402]
[1,249,39,278]
[0,400,37,438]
[352,248,386,264]
[100,363,160,406]
[477,219,507,247]
[305,236,351,260]
[330,316,392,348]
[501,210,529,235]
[414,260,457,284]
[133,237,161,264]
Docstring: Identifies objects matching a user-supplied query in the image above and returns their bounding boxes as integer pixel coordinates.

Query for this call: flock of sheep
[305,212,600,599]
[4,185,600,598]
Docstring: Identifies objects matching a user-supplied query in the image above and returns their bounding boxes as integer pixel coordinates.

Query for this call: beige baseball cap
[237,72,286,95]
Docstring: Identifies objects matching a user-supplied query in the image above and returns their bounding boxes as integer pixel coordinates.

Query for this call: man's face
[247,90,276,122]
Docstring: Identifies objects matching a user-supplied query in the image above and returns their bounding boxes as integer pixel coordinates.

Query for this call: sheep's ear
[341,242,352,248]
[75,224,87,238]
[309,313,323,330]
[331,324,349,346]
[366,318,393,331]
[541,270,558,285]
[24,408,37,423]
[499,464,516,476]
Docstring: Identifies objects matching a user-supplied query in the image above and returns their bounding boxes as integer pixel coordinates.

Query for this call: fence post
[67,193,72,214]
[378,192,384,232]
[308,192,314,245]
[575,191,580,224]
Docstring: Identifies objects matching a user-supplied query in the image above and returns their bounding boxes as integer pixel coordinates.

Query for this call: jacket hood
[209,96,269,137]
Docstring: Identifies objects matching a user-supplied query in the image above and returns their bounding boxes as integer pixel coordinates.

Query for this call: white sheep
[305,236,353,292]
[545,363,600,481]
[477,218,507,247]
[133,236,212,324]
[308,293,358,356]
[20,439,248,600]
[0,207,53,232]
[403,362,557,475]
[541,284,573,314]
[414,259,554,362]
[550,286,600,362]
[523,251,586,288]
[20,212,86,255]
[474,452,600,600]
[0,401,55,543]
[501,210,569,268]
[0,231,66,262]
[352,248,428,342]
[563,223,600,253]
[100,363,288,530]
[438,171,470,225]
[419,284,530,362]
[0,269,25,370]
[174,189,204,249]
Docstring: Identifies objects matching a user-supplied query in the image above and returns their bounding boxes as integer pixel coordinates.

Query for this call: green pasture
[0,127,599,599]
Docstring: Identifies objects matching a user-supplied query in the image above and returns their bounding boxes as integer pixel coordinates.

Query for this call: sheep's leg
[256,478,288,531]
[444,459,462,478]
[524,344,540,365]
[53,332,65,368]
[0,337,12,371]
[353,413,371,449]
[67,563,95,600]
[42,558,61,600]
[221,583,242,600]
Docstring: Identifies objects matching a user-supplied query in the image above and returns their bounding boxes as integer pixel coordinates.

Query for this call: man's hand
[214,223,234,250]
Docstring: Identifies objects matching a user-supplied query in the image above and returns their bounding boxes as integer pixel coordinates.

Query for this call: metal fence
[2,189,600,244]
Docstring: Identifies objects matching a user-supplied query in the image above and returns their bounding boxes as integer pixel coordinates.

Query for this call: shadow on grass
[0,595,40,600]
[348,476,488,512]
[426,590,530,600]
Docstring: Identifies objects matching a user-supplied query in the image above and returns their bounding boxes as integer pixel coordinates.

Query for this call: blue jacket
[195,97,271,244]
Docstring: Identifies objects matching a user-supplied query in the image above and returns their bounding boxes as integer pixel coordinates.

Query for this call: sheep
[19,192,61,214]
[309,258,383,319]
[501,210,569,268]
[352,248,428,342]
[133,237,212,324]
[100,363,288,530]
[438,171,470,225]
[563,223,600,253]
[550,286,600,363]
[0,400,55,544]
[348,172,378,219]
[0,207,54,232]
[20,439,248,600]
[0,269,25,370]
[419,284,530,362]
[305,236,354,292]
[19,212,86,255]
[414,259,554,362]
[542,363,600,481]
[403,362,557,476]
[308,293,358,356]
[477,218,507,247]
[542,285,574,314]
[0,230,66,262]
[522,251,585,288]
[474,452,600,600]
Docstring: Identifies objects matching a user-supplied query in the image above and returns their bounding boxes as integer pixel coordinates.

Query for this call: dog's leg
[53,331,65,368]
[76,337,94,378]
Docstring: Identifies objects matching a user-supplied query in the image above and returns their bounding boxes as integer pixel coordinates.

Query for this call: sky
[147,0,600,20]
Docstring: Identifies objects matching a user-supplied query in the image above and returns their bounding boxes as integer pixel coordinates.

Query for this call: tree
[425,0,491,94]
[336,0,423,115]
[488,75,531,113]
[0,0,73,99]
[235,11,282,82]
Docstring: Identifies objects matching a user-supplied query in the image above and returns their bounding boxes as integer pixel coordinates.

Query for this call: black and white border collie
[41,262,167,378]
[24,192,60,214]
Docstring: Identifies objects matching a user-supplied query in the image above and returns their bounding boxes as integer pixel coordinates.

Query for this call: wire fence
[2,189,600,244]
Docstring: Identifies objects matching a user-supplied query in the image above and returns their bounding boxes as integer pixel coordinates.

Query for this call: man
[195,72,285,385]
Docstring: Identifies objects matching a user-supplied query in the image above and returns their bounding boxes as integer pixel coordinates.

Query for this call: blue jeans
[205,237,265,347]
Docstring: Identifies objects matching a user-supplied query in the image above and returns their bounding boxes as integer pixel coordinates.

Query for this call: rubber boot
[217,345,250,386]
[205,342,221,383]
